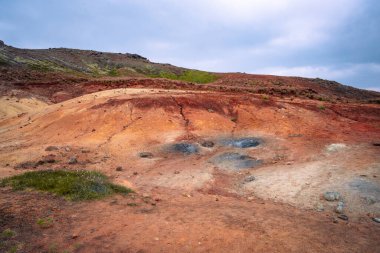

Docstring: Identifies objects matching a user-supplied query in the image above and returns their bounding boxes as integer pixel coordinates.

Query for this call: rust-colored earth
[0,43,380,253]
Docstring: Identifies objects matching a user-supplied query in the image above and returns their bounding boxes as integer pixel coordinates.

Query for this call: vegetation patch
[150,70,218,84]
[1,229,16,239]
[37,217,54,229]
[0,170,132,201]
[107,67,119,76]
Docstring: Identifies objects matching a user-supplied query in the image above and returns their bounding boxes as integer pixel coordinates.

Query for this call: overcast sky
[1,0,379,90]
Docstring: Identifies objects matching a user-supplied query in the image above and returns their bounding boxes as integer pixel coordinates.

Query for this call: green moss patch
[150,70,218,84]
[0,170,132,201]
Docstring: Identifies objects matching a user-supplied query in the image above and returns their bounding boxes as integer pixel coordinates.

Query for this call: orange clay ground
[0,87,380,253]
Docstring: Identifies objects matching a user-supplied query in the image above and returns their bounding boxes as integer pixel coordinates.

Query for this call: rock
[65,147,71,152]
[316,203,324,212]
[335,202,344,214]
[40,155,56,164]
[244,175,256,183]
[71,234,79,239]
[139,152,153,158]
[207,108,214,113]
[326,143,346,153]
[45,146,59,151]
[81,149,90,153]
[15,161,38,169]
[174,170,180,174]
[372,217,380,223]
[201,140,214,148]
[364,196,376,205]
[133,172,138,175]
[288,134,303,138]
[324,191,340,201]
[116,166,123,171]
[333,218,338,223]
[337,214,349,221]
[68,157,78,164]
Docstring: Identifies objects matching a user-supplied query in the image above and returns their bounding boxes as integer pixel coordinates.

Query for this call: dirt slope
[0,42,380,252]
[0,87,379,252]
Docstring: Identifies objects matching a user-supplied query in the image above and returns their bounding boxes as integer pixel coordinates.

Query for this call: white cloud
[365,87,380,92]
[254,63,380,79]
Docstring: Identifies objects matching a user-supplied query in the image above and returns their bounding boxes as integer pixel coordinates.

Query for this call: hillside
[1,40,379,104]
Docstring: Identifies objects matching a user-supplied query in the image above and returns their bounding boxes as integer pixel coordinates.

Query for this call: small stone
[337,214,349,221]
[244,175,256,183]
[326,143,346,153]
[139,152,153,158]
[247,196,255,201]
[174,170,180,174]
[201,140,214,148]
[133,172,138,175]
[45,146,59,151]
[333,218,338,223]
[71,234,78,239]
[207,108,214,113]
[324,191,340,201]
[364,196,376,205]
[68,157,78,164]
[65,147,71,152]
[335,202,344,214]
[116,166,123,171]
[372,217,380,223]
[316,203,324,212]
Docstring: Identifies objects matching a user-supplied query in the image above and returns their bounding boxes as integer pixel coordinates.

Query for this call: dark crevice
[97,109,142,148]
[171,96,193,139]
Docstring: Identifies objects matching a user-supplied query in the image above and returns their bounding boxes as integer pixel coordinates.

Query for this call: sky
[0,0,379,91]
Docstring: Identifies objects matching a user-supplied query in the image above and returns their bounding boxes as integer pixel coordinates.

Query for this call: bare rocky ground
[1,42,380,253]
[0,87,379,253]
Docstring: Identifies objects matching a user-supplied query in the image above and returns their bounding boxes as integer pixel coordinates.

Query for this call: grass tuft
[0,170,132,201]
[1,229,16,239]
[37,217,54,228]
